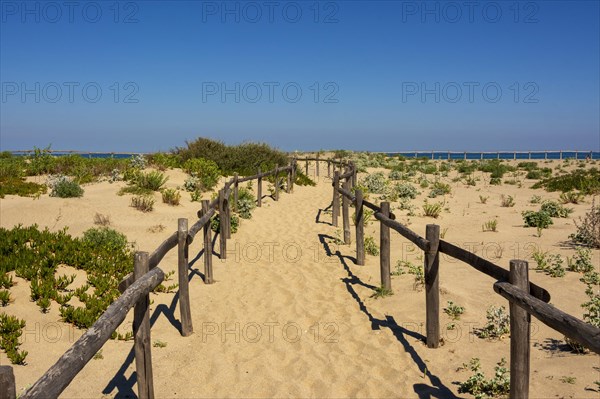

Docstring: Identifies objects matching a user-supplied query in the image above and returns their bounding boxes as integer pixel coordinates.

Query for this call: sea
[8,150,600,160]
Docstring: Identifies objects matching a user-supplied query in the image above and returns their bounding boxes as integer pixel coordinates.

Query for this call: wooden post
[233,173,239,212]
[224,192,231,239]
[327,161,331,178]
[0,366,16,399]
[332,171,340,227]
[286,163,292,194]
[133,252,155,399]
[342,177,351,244]
[316,154,320,177]
[257,167,262,207]
[178,218,193,336]
[291,159,296,192]
[201,200,213,284]
[351,162,357,188]
[380,202,391,290]
[305,159,309,175]
[219,190,227,259]
[274,165,280,201]
[509,259,530,399]
[424,224,440,348]
[355,189,365,266]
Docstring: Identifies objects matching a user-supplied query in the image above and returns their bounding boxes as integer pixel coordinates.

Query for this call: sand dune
[1,162,598,398]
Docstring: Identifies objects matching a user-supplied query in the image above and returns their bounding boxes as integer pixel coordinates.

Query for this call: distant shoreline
[6,150,599,160]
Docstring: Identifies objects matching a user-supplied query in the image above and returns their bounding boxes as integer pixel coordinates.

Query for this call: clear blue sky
[1,0,599,152]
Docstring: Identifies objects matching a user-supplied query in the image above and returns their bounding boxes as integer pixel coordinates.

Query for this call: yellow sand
[0,161,598,398]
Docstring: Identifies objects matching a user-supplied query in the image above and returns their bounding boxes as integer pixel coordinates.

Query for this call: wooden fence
[1,156,598,399]
[330,161,600,399]
[1,160,299,399]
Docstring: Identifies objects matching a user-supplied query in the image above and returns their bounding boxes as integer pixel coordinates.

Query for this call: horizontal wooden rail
[237,165,293,183]
[339,170,354,179]
[21,267,165,399]
[337,186,355,202]
[118,209,215,292]
[494,281,599,354]
[374,212,429,251]
[439,240,551,302]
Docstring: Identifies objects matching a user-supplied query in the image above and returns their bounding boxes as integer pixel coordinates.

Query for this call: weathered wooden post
[342,177,351,244]
[219,189,227,259]
[224,189,231,239]
[201,200,213,284]
[274,165,280,201]
[424,224,440,348]
[286,163,292,194]
[0,366,16,399]
[257,167,262,207]
[355,189,365,266]
[177,218,193,336]
[351,161,357,188]
[291,158,297,192]
[380,202,391,291]
[233,173,239,212]
[133,252,155,399]
[327,161,331,178]
[332,171,340,227]
[316,154,320,177]
[305,159,309,175]
[509,259,530,399]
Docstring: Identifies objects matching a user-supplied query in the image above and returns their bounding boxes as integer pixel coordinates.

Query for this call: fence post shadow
[317,233,457,399]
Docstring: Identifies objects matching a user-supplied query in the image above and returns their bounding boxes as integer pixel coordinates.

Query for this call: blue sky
[1,0,599,152]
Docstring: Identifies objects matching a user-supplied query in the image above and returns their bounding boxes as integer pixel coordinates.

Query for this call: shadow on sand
[318,228,458,399]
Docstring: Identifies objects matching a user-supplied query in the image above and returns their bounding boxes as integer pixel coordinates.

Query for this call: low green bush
[183,158,221,191]
[360,172,388,194]
[522,210,553,229]
[533,168,600,194]
[540,200,572,218]
[48,175,84,198]
[0,178,47,198]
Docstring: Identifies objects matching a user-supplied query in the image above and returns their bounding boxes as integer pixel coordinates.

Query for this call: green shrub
[489,177,502,185]
[570,200,600,248]
[130,171,168,191]
[294,171,316,187]
[476,305,509,339]
[48,175,84,198]
[458,358,510,399]
[147,152,181,170]
[444,301,465,320]
[82,227,128,250]
[371,285,393,299]
[533,168,600,194]
[0,178,47,198]
[131,196,155,212]
[0,313,27,365]
[567,247,594,273]
[176,137,289,176]
[532,250,565,277]
[0,225,133,328]
[540,200,572,218]
[428,182,451,198]
[210,214,240,234]
[236,187,256,219]
[0,290,10,306]
[161,188,181,206]
[183,158,221,191]
[388,169,405,181]
[522,210,553,229]
[360,172,388,194]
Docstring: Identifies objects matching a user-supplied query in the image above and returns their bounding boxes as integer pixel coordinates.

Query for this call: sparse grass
[371,285,393,299]
[131,196,155,212]
[530,195,542,204]
[130,170,168,191]
[560,376,576,384]
[148,224,165,233]
[364,236,379,256]
[479,195,488,204]
[423,201,443,218]
[161,188,181,206]
[93,350,104,360]
[93,213,111,226]
[482,219,498,232]
[532,250,565,277]
[444,301,465,320]
[500,194,515,207]
[560,191,584,204]
[153,339,168,348]
[398,260,424,290]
